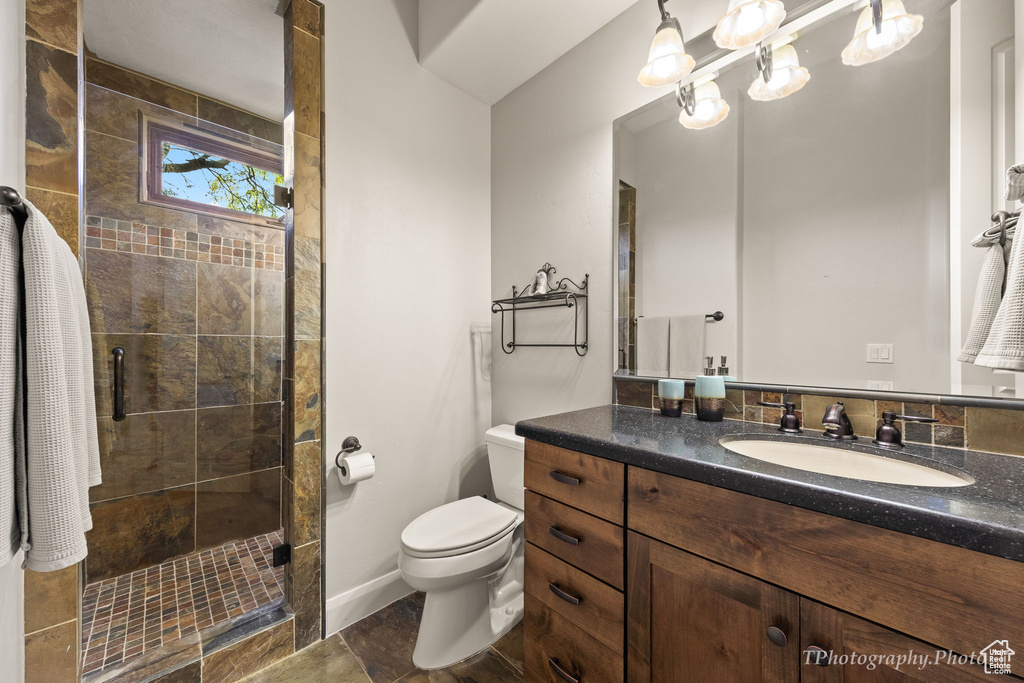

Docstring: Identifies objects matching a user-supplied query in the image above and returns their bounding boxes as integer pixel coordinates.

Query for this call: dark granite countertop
[516,405,1024,563]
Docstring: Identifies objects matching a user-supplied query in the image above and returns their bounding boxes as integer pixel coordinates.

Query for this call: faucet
[822,402,857,440]
[873,411,938,448]
[758,401,802,434]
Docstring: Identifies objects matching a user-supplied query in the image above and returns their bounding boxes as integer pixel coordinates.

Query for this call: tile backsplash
[613,377,1022,457]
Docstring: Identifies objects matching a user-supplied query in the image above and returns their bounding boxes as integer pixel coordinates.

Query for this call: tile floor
[82,530,286,676]
[240,593,524,683]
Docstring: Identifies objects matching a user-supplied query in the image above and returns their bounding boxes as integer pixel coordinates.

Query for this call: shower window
[143,118,285,223]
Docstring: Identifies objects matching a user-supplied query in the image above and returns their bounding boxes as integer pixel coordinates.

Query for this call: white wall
[0,0,26,678]
[490,1,727,425]
[322,0,492,631]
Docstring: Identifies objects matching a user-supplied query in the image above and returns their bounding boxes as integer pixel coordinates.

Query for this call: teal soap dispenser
[694,357,734,421]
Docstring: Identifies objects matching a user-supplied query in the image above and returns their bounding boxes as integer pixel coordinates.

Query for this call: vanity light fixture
[748,39,810,101]
[678,75,730,130]
[713,0,787,50]
[638,0,695,87]
[841,0,923,66]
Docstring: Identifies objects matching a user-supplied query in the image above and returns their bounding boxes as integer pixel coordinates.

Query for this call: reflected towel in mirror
[669,315,706,379]
[976,231,1024,371]
[958,241,1011,363]
[1006,164,1024,203]
[637,316,670,378]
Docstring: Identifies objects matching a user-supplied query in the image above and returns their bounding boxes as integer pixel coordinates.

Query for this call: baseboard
[325,569,413,635]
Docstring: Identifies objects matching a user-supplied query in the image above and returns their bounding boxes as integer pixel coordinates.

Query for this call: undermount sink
[719,437,975,488]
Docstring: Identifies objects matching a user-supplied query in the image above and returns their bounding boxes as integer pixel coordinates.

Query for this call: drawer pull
[766,626,788,647]
[548,525,580,546]
[548,582,581,606]
[548,657,580,683]
[804,646,830,667]
[549,470,581,486]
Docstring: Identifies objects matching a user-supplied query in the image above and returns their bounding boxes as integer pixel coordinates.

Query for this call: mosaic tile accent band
[81,530,285,677]
[85,216,285,270]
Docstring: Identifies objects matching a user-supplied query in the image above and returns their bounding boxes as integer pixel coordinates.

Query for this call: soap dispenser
[694,374,726,421]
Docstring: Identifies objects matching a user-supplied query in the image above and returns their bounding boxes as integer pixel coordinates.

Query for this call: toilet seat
[401,496,518,559]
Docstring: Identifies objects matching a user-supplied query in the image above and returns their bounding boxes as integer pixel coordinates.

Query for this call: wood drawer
[525,543,623,654]
[627,466,1024,662]
[525,491,623,590]
[524,594,623,683]
[525,440,624,524]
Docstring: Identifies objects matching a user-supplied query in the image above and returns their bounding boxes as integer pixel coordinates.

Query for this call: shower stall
[80,74,289,678]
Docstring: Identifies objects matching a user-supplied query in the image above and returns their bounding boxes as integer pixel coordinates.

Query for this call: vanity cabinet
[522,440,1024,681]
[523,441,626,682]
[626,534,1003,682]
[626,532,800,682]
[799,601,999,682]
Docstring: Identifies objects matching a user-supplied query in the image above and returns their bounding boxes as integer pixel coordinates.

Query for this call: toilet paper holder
[335,436,374,469]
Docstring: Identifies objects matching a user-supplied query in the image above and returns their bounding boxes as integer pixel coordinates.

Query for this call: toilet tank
[485,424,525,510]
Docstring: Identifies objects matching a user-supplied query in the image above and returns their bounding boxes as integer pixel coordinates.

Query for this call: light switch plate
[867,344,894,364]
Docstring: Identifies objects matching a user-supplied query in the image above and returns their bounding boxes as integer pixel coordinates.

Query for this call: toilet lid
[401,497,518,556]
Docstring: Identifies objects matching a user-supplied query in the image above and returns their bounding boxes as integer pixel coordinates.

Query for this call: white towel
[669,315,706,378]
[1,201,101,571]
[636,316,670,377]
[1005,164,1024,202]
[0,207,20,563]
[958,241,1011,362]
[976,228,1024,371]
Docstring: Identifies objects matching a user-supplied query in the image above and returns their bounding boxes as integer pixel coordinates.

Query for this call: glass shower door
[81,85,287,679]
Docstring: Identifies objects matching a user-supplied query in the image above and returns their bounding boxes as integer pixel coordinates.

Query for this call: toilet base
[412,584,522,669]
[411,539,524,670]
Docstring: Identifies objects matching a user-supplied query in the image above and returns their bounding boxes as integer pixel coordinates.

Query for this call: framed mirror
[614,0,1024,403]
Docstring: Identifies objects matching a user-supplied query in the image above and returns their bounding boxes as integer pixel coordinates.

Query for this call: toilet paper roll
[338,452,375,485]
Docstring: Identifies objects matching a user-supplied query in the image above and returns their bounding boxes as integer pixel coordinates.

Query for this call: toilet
[398,424,525,669]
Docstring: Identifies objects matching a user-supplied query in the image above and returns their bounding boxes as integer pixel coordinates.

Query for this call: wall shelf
[491,264,588,356]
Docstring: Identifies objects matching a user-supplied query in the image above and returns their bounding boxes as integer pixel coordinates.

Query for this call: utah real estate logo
[980,640,1015,675]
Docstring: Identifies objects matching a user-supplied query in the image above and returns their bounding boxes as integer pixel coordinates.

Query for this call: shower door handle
[112,347,126,421]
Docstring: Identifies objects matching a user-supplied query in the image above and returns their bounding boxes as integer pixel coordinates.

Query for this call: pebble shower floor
[81,530,285,676]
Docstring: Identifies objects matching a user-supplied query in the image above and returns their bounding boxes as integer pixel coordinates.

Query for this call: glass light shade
[841,0,923,66]
[679,81,730,130]
[638,23,696,87]
[714,0,787,50]
[747,44,810,101]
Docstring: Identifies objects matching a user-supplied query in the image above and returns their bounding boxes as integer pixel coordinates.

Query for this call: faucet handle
[758,401,802,434]
[891,411,938,424]
[873,411,939,448]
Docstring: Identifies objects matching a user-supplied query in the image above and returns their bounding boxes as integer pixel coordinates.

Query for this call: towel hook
[991,210,1013,248]
[0,186,28,232]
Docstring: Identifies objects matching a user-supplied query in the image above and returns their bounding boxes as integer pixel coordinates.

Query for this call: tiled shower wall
[614,377,1024,457]
[23,0,82,679]
[82,62,286,584]
[281,0,326,654]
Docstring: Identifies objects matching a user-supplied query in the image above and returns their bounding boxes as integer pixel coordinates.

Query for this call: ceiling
[418,0,643,105]
[83,0,284,121]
